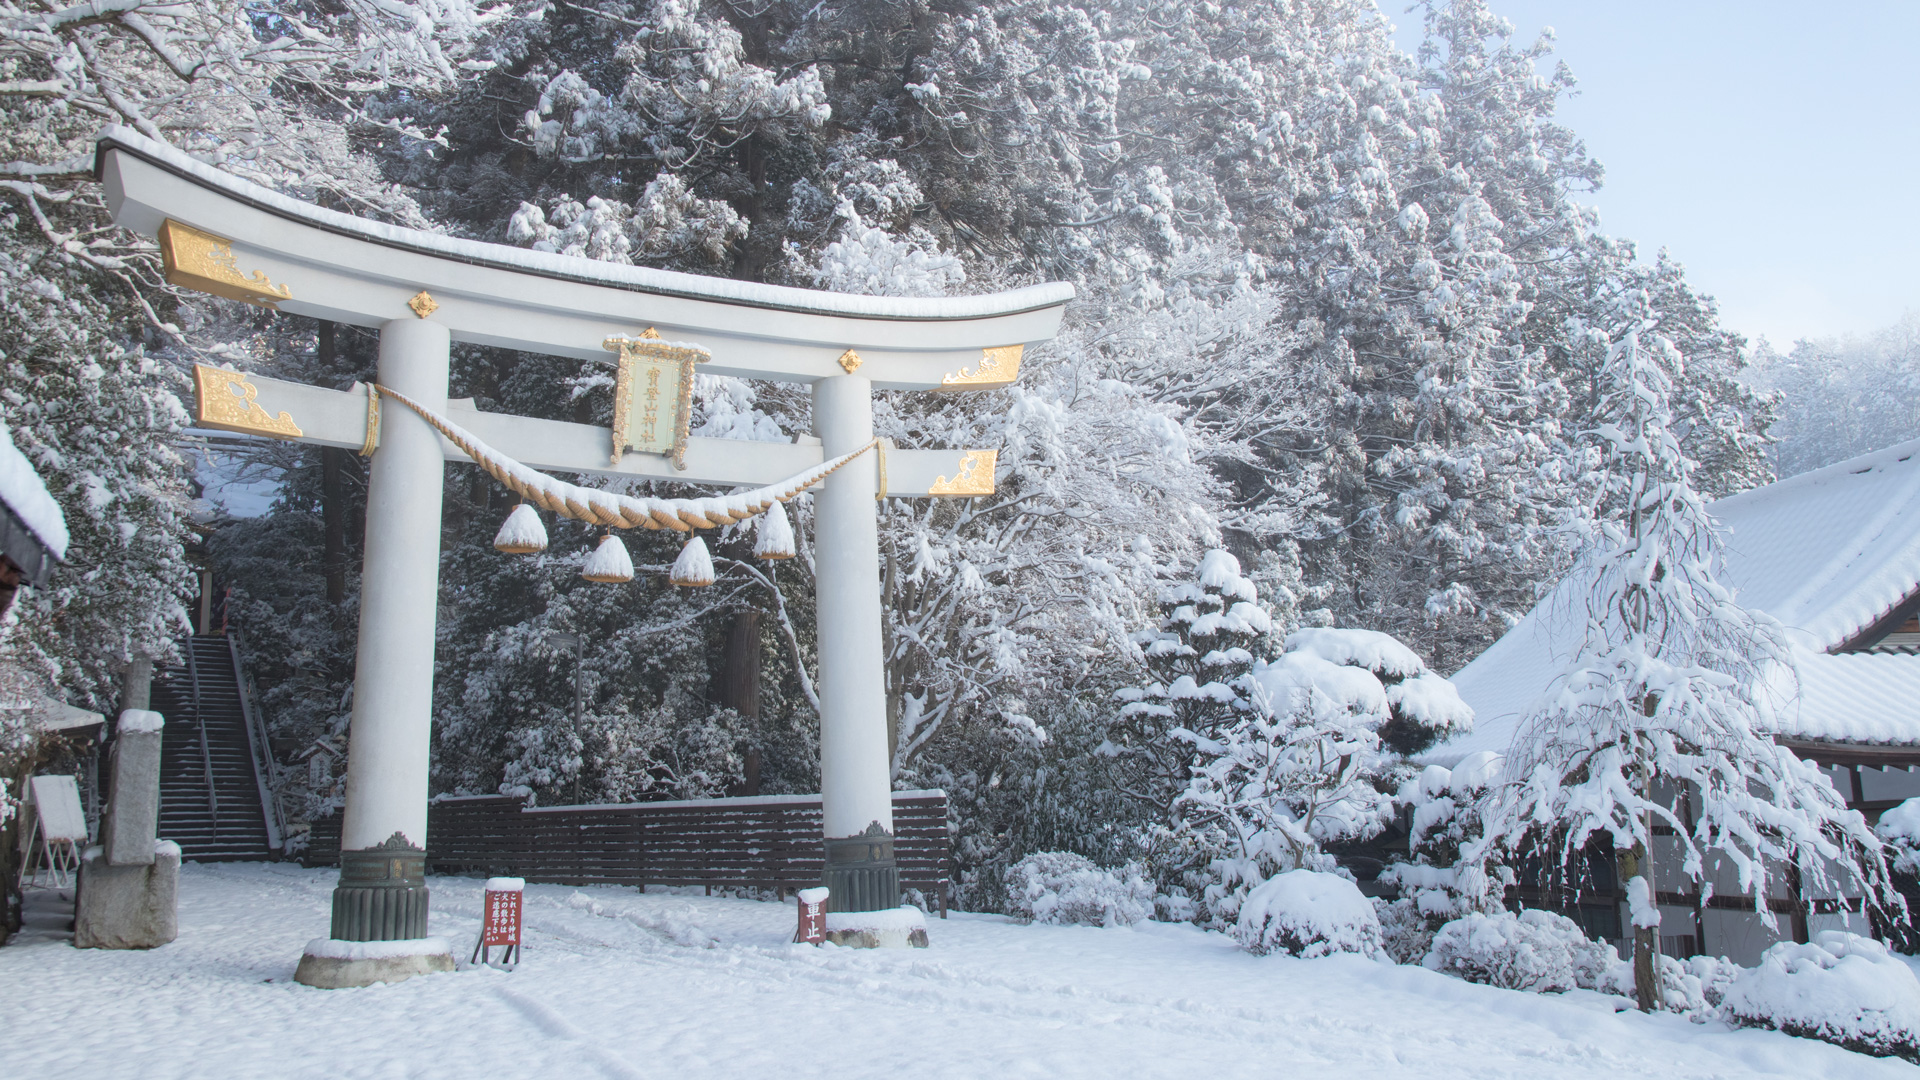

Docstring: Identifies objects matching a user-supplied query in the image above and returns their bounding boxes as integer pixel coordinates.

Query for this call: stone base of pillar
[823,905,929,949]
[294,936,454,989]
[823,823,900,915]
[74,842,178,949]
[328,834,431,941]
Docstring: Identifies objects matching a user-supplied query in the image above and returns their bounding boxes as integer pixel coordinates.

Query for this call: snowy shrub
[1235,870,1383,959]
[1374,897,1435,966]
[1876,798,1920,876]
[1005,852,1154,928]
[1178,627,1472,929]
[1721,932,1920,1062]
[1424,909,1617,993]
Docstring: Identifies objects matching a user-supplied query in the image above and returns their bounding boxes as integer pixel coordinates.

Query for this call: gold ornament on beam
[407,291,439,319]
[837,349,863,374]
[939,345,1022,390]
[159,220,292,308]
[192,364,303,439]
[927,450,997,497]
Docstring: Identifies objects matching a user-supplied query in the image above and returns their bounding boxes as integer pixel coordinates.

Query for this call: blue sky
[1386,2,1920,348]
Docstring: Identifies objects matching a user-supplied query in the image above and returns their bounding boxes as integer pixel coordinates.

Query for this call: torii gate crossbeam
[93,128,1071,984]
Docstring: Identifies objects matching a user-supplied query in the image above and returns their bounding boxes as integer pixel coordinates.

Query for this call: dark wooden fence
[302,789,952,909]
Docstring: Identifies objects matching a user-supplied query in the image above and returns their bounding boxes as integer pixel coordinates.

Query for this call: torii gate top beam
[94,127,1073,391]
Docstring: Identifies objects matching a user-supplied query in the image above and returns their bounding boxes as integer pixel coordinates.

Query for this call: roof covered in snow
[1437,436,1920,762]
[0,427,66,584]
[94,127,1073,323]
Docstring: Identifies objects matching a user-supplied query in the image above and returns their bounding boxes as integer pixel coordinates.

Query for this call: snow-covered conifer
[1176,628,1470,925]
[1468,307,1896,1012]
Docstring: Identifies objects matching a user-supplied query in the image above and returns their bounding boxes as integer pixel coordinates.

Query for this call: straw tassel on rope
[670,536,715,587]
[581,534,634,583]
[493,503,548,554]
[375,385,875,535]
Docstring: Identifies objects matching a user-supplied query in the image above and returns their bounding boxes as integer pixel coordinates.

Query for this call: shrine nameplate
[605,330,709,469]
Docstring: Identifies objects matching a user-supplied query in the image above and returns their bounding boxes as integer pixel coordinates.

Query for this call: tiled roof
[1435,436,1920,762]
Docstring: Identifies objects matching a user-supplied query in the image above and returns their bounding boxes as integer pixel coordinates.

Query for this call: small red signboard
[794,886,828,945]
[472,878,524,966]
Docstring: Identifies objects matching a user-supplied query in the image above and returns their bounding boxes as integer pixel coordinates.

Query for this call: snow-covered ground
[1,863,1910,1079]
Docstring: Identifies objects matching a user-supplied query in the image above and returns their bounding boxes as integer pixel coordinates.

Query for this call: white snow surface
[303,936,455,960]
[2,863,1911,1079]
[796,886,829,905]
[1439,436,1920,758]
[117,708,164,733]
[99,127,1073,321]
[1286,628,1428,678]
[484,878,526,893]
[823,907,927,933]
[0,424,67,558]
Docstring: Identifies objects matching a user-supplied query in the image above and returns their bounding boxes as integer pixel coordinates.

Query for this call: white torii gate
[93,128,1071,982]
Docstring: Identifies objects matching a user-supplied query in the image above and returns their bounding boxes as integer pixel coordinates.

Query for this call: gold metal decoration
[604,331,710,469]
[159,220,292,308]
[359,384,381,457]
[838,349,863,374]
[193,364,304,439]
[939,345,1022,390]
[407,291,438,319]
[927,450,997,497]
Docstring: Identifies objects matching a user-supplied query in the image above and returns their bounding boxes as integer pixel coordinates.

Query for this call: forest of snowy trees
[0,0,1891,912]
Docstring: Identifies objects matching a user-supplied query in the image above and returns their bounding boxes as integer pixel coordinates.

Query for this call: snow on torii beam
[95,126,1073,978]
[95,128,1070,390]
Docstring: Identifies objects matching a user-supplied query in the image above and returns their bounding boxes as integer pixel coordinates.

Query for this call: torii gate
[94,128,1070,983]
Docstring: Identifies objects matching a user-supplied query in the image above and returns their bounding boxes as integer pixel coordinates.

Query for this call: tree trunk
[1787,862,1811,944]
[719,610,762,720]
[1619,841,1664,1012]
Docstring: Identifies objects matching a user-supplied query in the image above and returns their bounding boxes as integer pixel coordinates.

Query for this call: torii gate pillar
[327,318,451,946]
[812,375,898,911]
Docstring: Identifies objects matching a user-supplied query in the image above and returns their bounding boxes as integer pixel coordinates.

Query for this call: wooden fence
[302,789,952,909]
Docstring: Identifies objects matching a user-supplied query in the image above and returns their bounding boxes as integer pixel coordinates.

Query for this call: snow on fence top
[0,426,67,560]
[93,126,1072,323]
[1437,435,1920,760]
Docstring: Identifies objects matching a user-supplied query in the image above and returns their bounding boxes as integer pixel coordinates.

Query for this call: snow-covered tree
[1175,627,1471,926]
[1746,313,1920,478]
[1468,310,1896,1011]
[1105,549,1274,820]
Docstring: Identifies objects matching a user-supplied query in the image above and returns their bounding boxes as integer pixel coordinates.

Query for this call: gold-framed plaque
[603,329,710,469]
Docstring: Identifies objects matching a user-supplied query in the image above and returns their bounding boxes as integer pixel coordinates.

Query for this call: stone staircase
[151,636,278,861]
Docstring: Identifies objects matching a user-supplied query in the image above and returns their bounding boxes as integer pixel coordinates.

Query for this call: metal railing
[184,639,218,827]
[228,632,286,852]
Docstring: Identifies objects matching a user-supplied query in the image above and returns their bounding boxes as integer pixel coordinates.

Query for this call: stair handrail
[186,636,218,826]
[228,631,286,852]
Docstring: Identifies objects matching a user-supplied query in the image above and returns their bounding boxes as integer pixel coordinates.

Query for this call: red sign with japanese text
[483,888,522,947]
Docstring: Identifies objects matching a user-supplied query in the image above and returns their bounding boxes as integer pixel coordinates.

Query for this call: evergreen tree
[1467,303,1896,1011]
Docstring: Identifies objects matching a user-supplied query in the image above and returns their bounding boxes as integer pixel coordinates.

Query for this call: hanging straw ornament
[753,501,796,560]
[670,535,715,587]
[493,503,549,554]
[581,533,634,583]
